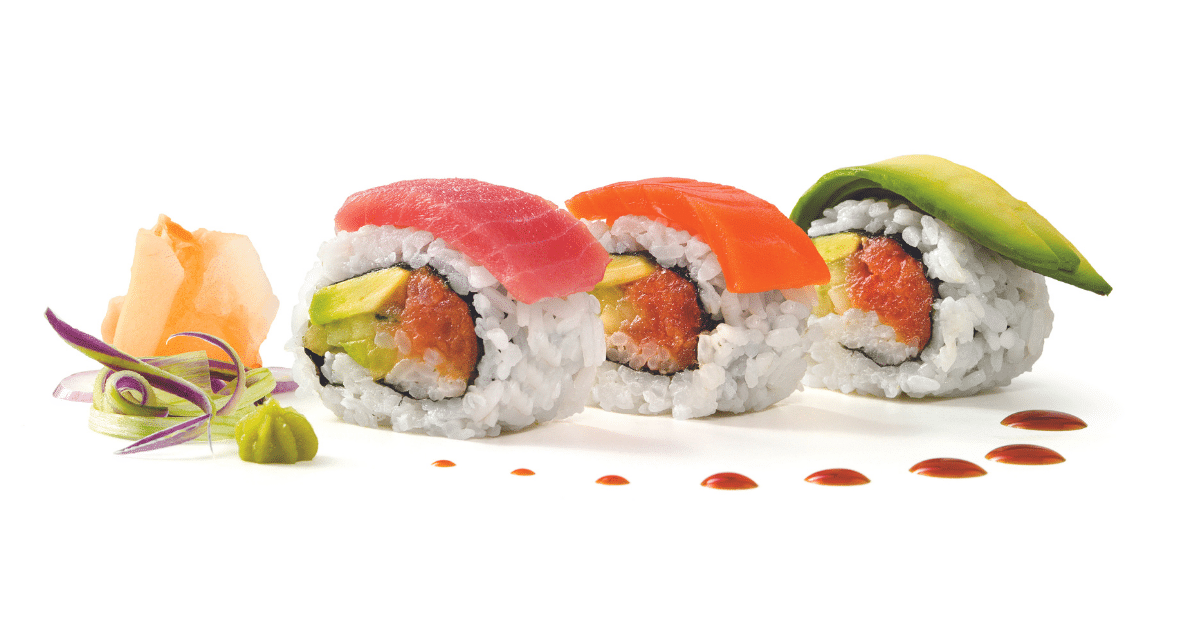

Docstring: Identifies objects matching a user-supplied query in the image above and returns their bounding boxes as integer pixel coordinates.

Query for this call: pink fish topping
[334,178,609,304]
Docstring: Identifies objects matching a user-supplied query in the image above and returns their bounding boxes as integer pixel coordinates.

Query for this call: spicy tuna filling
[592,256,710,375]
[813,233,934,365]
[302,266,479,400]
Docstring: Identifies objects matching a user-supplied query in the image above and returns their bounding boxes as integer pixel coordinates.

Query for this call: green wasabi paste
[235,398,318,464]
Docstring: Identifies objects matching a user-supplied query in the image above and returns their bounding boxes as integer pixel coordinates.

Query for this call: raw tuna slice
[566,177,829,293]
[335,178,609,304]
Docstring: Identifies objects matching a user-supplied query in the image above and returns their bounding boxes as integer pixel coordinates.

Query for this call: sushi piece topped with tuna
[291,178,608,439]
[566,177,828,419]
[791,155,1109,398]
[335,178,609,303]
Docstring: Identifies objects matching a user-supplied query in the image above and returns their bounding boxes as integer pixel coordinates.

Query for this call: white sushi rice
[803,199,1054,398]
[287,225,603,439]
[585,216,816,419]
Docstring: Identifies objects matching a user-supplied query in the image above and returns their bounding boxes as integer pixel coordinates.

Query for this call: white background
[3,1,1195,626]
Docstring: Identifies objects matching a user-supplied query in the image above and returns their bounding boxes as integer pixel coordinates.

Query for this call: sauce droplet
[909,458,987,478]
[431,460,456,467]
[1001,410,1087,431]
[805,468,870,486]
[596,475,630,485]
[985,444,1066,465]
[510,468,535,476]
[700,472,758,490]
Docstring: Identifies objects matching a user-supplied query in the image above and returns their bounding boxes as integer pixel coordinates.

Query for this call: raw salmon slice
[334,178,609,304]
[565,178,830,293]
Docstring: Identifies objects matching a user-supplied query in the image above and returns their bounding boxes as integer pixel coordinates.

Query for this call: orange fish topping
[566,178,829,293]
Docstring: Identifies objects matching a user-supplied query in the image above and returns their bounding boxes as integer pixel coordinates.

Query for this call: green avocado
[810,233,863,318]
[812,232,862,264]
[590,255,659,335]
[309,266,410,325]
[595,254,657,288]
[789,155,1111,295]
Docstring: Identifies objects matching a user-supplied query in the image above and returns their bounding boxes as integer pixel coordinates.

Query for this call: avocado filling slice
[812,233,934,364]
[590,254,712,375]
[303,265,480,400]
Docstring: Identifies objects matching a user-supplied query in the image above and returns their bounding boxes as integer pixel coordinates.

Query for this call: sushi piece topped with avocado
[791,155,1105,398]
[790,154,1110,295]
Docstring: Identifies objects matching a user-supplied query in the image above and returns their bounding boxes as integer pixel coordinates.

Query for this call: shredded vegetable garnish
[53,366,298,403]
[102,370,168,417]
[53,370,103,402]
[45,308,279,455]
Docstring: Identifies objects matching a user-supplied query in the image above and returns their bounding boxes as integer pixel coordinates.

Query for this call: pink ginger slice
[101,215,278,368]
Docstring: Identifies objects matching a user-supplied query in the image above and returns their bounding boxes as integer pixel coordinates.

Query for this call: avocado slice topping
[790,155,1111,295]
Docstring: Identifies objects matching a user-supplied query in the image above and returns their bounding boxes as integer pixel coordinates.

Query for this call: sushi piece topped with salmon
[566,177,829,419]
[568,178,829,293]
[291,178,609,439]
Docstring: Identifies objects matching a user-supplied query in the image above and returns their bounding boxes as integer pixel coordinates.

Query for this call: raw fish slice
[102,215,278,368]
[334,178,609,304]
[566,178,829,293]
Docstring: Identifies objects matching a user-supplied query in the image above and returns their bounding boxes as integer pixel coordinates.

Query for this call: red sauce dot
[805,468,870,486]
[1001,410,1087,431]
[909,458,987,478]
[700,472,758,490]
[510,468,535,476]
[596,475,630,485]
[431,459,456,467]
[985,444,1066,465]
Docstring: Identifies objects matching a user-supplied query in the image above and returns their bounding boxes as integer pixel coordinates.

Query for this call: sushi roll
[790,155,1111,398]
[289,178,610,438]
[565,178,830,419]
